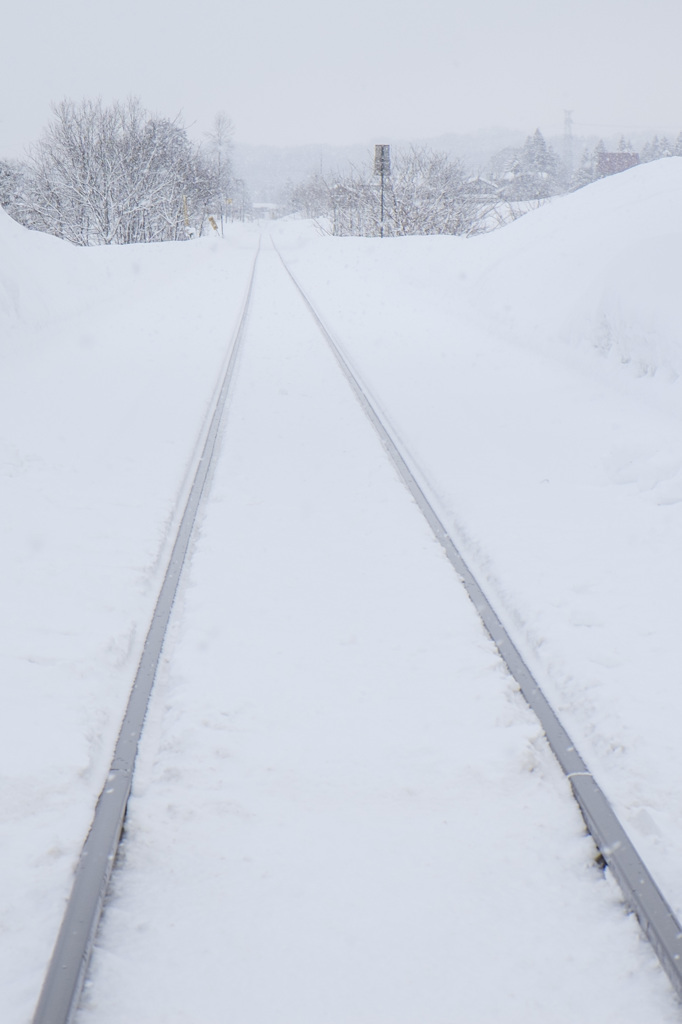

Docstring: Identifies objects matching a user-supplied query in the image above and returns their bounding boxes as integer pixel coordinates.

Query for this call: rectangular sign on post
[374,144,391,177]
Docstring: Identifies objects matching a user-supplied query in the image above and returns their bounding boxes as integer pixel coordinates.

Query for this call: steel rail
[275,245,682,1000]
[31,249,260,1024]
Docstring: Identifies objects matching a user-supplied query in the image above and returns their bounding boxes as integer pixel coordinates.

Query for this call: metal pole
[374,145,390,239]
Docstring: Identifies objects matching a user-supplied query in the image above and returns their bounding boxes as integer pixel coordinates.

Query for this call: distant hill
[234,128,529,202]
[233,127,665,203]
[233,142,375,204]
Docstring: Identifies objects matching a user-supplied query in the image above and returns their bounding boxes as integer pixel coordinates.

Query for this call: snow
[0,215,258,1019]
[2,160,682,1021]
[274,159,682,928]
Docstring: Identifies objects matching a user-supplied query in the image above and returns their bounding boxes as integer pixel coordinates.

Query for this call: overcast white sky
[2,0,682,155]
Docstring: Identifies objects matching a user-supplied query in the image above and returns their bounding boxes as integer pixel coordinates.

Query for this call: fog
[2,0,681,155]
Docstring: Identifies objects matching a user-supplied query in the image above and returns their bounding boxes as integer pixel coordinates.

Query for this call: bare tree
[0,159,28,222]
[288,147,495,238]
[12,97,226,244]
[204,112,235,234]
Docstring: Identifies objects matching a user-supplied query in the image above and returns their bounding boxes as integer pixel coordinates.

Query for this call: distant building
[252,202,279,220]
[463,176,500,201]
[596,152,640,178]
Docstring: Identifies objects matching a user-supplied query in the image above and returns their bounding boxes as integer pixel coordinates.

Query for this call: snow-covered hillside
[2,160,682,1022]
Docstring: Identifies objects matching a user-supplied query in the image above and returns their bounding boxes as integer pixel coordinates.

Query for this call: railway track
[30,251,259,1024]
[275,246,682,994]
[31,239,682,1022]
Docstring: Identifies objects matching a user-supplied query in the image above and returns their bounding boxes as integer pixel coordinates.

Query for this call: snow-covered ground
[0,215,259,1020]
[2,159,682,1022]
[277,159,682,921]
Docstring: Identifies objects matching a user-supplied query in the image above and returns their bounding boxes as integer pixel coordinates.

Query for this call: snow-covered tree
[284,174,329,219]
[384,148,480,236]
[12,98,226,244]
[641,134,675,163]
[289,147,494,238]
[569,140,605,190]
[228,177,253,222]
[204,111,235,233]
[0,159,27,219]
[491,129,564,200]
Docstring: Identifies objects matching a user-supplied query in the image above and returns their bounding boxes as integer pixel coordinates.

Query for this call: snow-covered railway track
[274,244,682,1001]
[30,254,259,1024]
[31,240,682,1022]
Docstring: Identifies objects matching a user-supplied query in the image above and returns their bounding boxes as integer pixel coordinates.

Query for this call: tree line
[284,148,506,238]
[0,98,250,245]
[282,136,563,238]
[4,106,682,243]
[282,126,682,238]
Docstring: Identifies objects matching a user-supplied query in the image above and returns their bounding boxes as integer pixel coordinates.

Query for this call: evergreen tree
[490,129,564,199]
[570,140,605,190]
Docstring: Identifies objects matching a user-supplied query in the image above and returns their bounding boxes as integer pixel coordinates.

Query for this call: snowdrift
[0,207,232,349]
[470,158,682,379]
[0,207,82,336]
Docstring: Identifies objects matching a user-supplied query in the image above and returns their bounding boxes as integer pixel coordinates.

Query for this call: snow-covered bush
[287,147,498,237]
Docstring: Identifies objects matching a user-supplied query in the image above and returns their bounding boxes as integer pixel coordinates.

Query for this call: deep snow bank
[0,208,99,338]
[0,208,234,350]
[469,158,682,379]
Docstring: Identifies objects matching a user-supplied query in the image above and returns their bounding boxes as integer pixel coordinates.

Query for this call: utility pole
[374,144,391,237]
